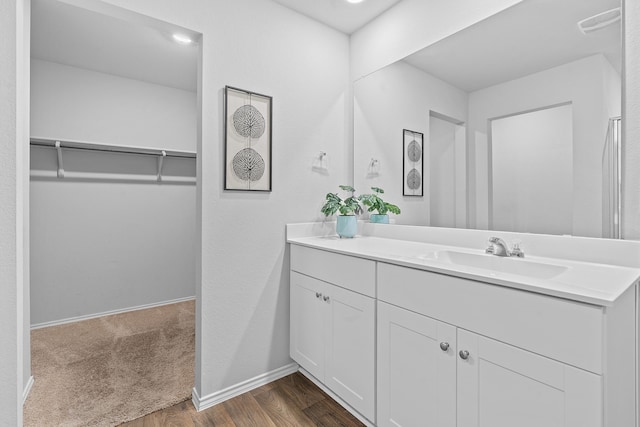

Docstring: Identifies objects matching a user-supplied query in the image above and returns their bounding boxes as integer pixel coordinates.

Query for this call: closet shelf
[30,137,196,184]
[30,137,196,159]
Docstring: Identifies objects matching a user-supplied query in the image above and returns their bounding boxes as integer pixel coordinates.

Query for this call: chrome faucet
[485,237,525,258]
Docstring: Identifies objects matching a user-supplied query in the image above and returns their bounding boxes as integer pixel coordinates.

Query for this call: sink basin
[418,250,568,280]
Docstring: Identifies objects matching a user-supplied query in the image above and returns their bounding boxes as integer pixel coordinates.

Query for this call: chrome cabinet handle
[315,292,322,299]
[323,295,330,303]
[439,342,450,351]
[459,350,470,360]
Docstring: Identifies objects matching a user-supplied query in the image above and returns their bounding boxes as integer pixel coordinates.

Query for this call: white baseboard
[30,296,196,330]
[192,363,299,412]
[298,368,375,427]
[23,375,34,404]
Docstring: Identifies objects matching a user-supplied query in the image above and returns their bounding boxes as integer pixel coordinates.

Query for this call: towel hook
[157,150,167,181]
[55,141,65,178]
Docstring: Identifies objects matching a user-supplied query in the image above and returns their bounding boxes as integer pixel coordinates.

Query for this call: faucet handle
[511,242,525,258]
[485,239,494,254]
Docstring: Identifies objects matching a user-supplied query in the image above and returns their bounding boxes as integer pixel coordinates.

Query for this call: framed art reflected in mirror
[403,129,423,197]
[224,86,272,192]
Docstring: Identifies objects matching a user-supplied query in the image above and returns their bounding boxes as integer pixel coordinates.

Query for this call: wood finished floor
[120,372,365,427]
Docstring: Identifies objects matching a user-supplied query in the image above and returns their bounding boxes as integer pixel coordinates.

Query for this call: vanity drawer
[291,245,376,297]
[378,262,604,374]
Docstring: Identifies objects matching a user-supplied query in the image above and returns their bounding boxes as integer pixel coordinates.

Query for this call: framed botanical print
[224,86,272,191]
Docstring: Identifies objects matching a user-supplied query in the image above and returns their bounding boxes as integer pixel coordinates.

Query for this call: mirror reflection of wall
[490,104,573,235]
[602,116,622,238]
[353,0,621,238]
[468,54,620,237]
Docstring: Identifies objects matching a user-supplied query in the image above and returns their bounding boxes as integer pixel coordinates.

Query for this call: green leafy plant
[321,185,363,216]
[359,187,401,215]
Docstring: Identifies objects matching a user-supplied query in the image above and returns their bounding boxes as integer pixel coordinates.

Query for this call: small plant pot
[369,214,389,224]
[336,215,357,238]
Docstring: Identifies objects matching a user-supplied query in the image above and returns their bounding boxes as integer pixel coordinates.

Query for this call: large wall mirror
[354,0,621,238]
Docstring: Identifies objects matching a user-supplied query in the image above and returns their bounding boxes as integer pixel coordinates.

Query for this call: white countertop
[287,235,640,307]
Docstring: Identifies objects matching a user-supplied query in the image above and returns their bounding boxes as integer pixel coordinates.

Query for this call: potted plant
[321,185,363,238]
[359,187,401,224]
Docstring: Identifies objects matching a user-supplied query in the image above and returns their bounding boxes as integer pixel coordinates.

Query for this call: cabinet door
[457,329,602,427]
[325,283,376,422]
[290,272,326,381]
[377,301,456,427]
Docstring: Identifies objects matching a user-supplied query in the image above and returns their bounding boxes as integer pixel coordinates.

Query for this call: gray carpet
[24,300,195,427]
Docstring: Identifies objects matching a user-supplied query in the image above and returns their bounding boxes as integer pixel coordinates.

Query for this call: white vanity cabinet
[456,329,601,427]
[290,245,376,422]
[288,233,638,427]
[377,262,636,427]
[378,301,602,427]
[377,301,457,427]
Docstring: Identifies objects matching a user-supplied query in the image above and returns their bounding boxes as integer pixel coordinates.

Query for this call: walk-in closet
[25,1,199,424]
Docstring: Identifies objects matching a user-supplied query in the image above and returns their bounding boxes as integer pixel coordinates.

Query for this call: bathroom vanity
[287,222,640,427]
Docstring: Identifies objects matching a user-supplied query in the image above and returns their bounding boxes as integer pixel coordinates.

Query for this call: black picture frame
[224,86,272,191]
[403,129,424,196]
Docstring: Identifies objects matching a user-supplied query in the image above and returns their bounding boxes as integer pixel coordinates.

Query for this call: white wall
[468,54,620,237]
[350,0,524,80]
[0,1,19,423]
[21,0,31,399]
[29,59,196,325]
[354,60,468,225]
[29,175,196,325]
[623,0,640,241]
[31,59,196,150]
[621,1,640,416]
[0,0,29,424]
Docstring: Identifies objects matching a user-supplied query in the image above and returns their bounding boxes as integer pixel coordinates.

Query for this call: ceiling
[270,0,402,34]
[31,0,621,95]
[404,0,621,92]
[31,0,199,92]
[30,0,399,92]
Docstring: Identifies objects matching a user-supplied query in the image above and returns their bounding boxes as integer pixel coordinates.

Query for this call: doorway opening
[26,0,201,424]
[428,111,466,228]
[489,103,573,235]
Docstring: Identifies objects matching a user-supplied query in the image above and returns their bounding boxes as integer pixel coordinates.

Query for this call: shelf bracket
[157,150,166,181]
[55,141,65,178]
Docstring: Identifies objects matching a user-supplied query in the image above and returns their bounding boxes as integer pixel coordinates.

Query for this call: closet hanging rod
[30,137,196,159]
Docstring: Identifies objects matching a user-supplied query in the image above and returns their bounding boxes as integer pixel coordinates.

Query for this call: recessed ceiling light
[346,0,365,3]
[172,34,193,45]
